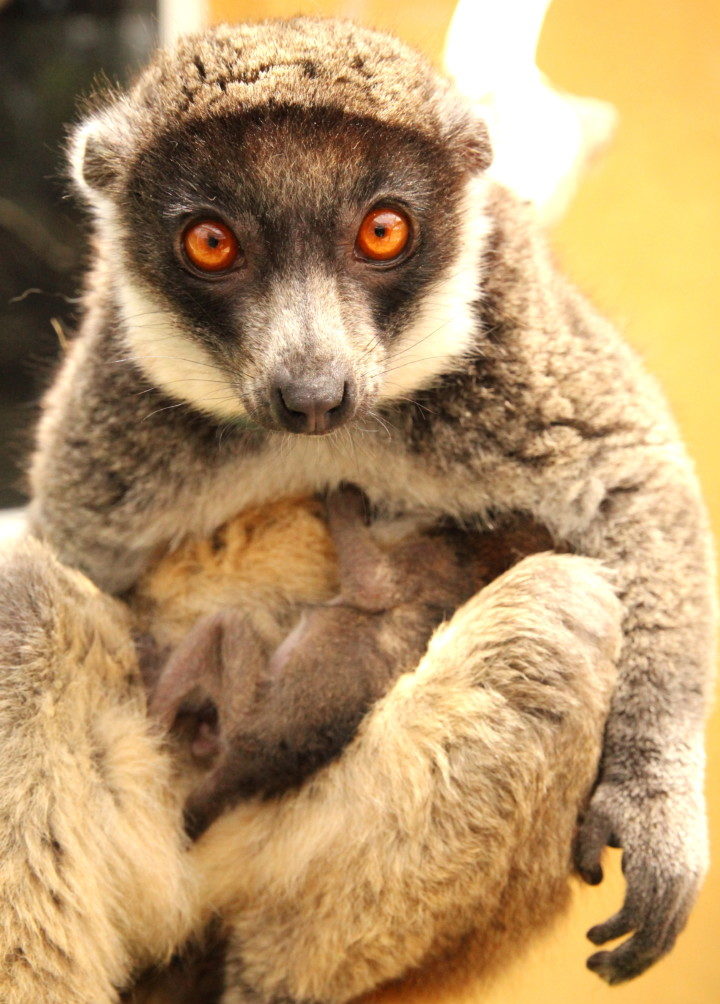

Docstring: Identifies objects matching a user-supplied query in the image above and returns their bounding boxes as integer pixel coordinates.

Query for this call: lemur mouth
[270,375,358,435]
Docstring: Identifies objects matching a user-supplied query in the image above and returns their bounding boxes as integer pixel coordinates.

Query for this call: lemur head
[71,19,492,434]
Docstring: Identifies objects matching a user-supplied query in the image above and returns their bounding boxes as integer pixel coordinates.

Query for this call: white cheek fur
[115,276,248,421]
[81,194,247,421]
[376,174,491,402]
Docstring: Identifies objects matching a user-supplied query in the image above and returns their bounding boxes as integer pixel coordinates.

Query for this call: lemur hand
[575,775,708,983]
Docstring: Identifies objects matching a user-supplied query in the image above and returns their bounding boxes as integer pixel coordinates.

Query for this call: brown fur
[147,489,555,837]
[17,14,716,999]
[0,496,620,1003]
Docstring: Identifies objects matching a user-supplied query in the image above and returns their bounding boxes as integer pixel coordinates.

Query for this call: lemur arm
[443,188,717,985]
[189,553,621,1004]
[0,539,194,1004]
[569,458,715,983]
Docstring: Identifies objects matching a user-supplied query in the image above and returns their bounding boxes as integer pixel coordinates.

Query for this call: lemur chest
[204,429,526,532]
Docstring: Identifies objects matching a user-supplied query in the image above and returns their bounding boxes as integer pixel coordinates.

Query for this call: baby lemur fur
[149,489,554,838]
[18,14,716,998]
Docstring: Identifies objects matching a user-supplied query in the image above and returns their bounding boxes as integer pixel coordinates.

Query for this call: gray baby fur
[15,15,717,998]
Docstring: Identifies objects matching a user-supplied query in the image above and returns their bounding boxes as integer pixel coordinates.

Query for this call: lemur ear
[438,91,494,174]
[68,100,134,202]
[457,115,493,172]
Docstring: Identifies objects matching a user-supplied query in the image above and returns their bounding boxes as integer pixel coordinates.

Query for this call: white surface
[443,0,617,224]
[159,0,208,45]
[0,508,26,545]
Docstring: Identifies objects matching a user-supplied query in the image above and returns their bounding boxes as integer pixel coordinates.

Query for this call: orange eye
[182,219,239,273]
[356,207,411,262]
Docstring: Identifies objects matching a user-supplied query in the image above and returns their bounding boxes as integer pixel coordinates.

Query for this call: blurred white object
[160,0,208,45]
[444,0,617,224]
[0,508,26,546]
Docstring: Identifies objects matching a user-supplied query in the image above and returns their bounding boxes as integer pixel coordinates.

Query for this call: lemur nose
[274,376,355,434]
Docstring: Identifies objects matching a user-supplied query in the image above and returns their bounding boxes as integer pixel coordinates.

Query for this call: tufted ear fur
[68,99,136,204]
[458,114,493,172]
[438,90,493,174]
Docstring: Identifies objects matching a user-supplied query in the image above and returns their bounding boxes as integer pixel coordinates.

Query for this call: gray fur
[23,16,717,993]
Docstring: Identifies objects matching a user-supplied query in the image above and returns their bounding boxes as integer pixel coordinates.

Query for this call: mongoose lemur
[147,488,554,838]
[16,15,716,998]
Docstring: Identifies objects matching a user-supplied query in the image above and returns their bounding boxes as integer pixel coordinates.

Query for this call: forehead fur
[128,18,477,149]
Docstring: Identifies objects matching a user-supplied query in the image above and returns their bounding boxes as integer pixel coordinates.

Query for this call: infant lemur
[27,14,715,993]
[148,488,553,838]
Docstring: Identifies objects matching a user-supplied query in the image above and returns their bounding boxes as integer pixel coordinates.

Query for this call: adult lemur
[23,15,715,995]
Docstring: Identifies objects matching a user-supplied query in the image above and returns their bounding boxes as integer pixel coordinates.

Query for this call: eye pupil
[356,207,411,263]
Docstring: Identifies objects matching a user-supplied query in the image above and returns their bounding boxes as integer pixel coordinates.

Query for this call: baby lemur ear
[68,98,135,202]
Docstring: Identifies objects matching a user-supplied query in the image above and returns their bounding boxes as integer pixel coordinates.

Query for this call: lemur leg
[148,612,273,835]
[0,539,194,1004]
[149,610,271,742]
[189,553,623,1004]
[324,487,402,610]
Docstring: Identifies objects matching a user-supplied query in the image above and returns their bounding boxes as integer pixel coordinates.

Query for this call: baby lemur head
[71,18,491,433]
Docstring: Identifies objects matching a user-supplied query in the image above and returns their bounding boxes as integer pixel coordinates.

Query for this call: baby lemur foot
[148,610,269,755]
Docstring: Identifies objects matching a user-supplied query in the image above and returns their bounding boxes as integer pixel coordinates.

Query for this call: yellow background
[209,1,720,1000]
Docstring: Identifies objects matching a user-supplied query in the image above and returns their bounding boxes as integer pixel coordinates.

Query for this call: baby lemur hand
[149,488,553,838]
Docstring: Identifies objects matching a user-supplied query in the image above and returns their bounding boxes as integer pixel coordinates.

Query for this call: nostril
[328,382,348,415]
[277,386,307,419]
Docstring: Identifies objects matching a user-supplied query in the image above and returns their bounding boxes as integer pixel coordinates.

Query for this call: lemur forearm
[571,459,715,775]
[191,554,622,1003]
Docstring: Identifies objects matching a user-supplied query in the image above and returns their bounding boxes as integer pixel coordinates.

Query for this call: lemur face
[73,23,492,433]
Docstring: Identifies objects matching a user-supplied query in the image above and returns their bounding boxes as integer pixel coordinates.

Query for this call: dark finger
[588,925,671,985]
[587,906,636,945]
[587,880,695,983]
[183,773,227,840]
[183,800,214,841]
[587,917,663,984]
[574,809,614,885]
